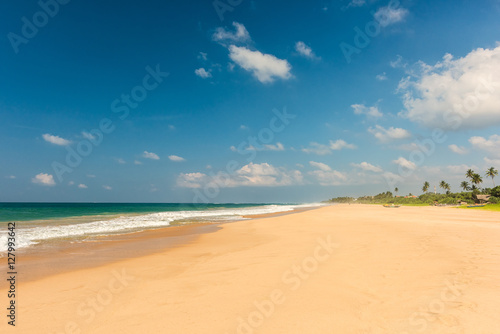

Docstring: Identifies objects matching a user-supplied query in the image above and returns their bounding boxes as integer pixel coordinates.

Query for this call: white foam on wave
[0,203,323,253]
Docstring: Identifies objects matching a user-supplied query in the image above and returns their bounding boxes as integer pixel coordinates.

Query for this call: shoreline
[2,204,499,333]
[0,205,323,286]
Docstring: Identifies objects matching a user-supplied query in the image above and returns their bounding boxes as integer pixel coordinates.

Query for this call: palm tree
[439,181,447,193]
[460,181,470,191]
[471,173,483,188]
[466,169,475,180]
[485,167,498,187]
[394,187,399,196]
[422,181,430,193]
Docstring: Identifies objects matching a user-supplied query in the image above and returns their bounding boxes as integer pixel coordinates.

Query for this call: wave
[0,203,323,252]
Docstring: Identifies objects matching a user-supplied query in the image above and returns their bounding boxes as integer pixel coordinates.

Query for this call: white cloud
[448,144,468,155]
[42,133,71,146]
[168,125,176,131]
[262,142,285,151]
[169,155,186,162]
[330,139,356,150]
[240,125,248,130]
[376,72,388,81]
[134,160,143,165]
[232,142,285,152]
[351,104,383,118]
[103,185,112,190]
[308,163,347,186]
[81,131,95,140]
[78,184,88,189]
[228,45,292,83]
[32,173,56,186]
[398,45,500,130]
[368,125,411,143]
[176,172,206,188]
[309,161,331,171]
[390,55,407,69]
[302,140,356,155]
[392,157,417,170]
[295,41,320,60]
[68,181,74,186]
[87,174,96,178]
[350,162,383,173]
[347,0,366,8]
[143,151,160,160]
[212,22,251,44]
[469,135,500,157]
[374,6,409,27]
[484,157,500,167]
[177,163,302,188]
[6,175,16,179]
[116,158,126,164]
[198,52,208,61]
[447,164,478,174]
[195,68,212,78]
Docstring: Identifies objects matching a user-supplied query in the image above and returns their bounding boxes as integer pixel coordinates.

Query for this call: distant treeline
[327,187,500,205]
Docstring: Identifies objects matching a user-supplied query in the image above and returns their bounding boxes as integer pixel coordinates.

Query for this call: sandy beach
[2,204,500,333]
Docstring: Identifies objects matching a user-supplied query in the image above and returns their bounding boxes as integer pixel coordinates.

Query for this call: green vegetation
[327,167,500,210]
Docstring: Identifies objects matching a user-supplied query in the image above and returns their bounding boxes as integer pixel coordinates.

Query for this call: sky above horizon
[1,0,500,203]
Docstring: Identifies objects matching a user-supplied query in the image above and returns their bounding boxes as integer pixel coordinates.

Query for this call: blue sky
[1,0,500,203]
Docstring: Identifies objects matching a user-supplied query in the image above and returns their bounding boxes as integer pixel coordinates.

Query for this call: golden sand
[1,204,499,333]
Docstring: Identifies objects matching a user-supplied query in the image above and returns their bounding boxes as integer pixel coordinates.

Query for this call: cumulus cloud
[295,41,320,60]
[368,125,411,143]
[469,134,500,157]
[212,22,251,44]
[398,45,500,130]
[351,104,383,118]
[78,184,88,189]
[103,185,112,190]
[350,162,383,173]
[302,140,356,155]
[309,161,331,171]
[448,144,468,155]
[169,155,186,162]
[177,163,302,188]
[392,157,417,170]
[116,158,126,164]
[308,162,347,186]
[195,68,212,78]
[374,6,409,27]
[143,151,160,160]
[228,45,292,83]
[42,133,71,146]
[32,173,56,186]
[6,175,16,179]
[134,160,143,165]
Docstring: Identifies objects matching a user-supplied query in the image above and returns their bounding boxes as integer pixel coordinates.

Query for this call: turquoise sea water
[0,202,275,222]
[0,202,322,252]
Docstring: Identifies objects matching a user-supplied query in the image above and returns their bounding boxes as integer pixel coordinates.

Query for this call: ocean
[0,202,322,253]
